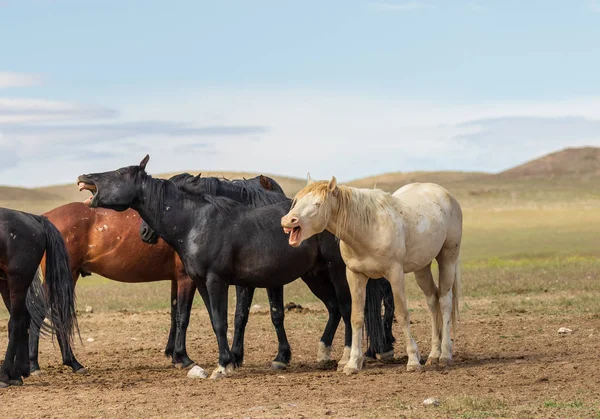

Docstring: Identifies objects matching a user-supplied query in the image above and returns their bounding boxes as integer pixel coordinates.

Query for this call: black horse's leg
[56,329,86,373]
[0,280,12,387]
[231,285,255,368]
[164,279,178,359]
[267,286,292,369]
[205,273,234,379]
[172,276,197,369]
[28,323,42,375]
[3,279,31,386]
[380,279,396,358]
[301,270,342,367]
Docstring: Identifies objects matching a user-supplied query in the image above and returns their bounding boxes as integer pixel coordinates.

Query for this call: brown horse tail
[451,258,461,335]
[37,216,80,347]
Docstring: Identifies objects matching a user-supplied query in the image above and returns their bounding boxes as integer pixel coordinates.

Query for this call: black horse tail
[26,267,53,336]
[33,216,79,348]
[364,278,395,357]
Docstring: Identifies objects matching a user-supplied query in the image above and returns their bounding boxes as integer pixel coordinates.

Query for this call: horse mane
[293,181,398,239]
[144,173,244,221]
[168,173,287,207]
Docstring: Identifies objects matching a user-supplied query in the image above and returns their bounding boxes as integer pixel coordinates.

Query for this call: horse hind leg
[414,264,442,366]
[436,247,461,367]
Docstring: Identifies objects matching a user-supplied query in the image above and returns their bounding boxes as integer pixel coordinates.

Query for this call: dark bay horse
[29,203,194,374]
[77,156,393,378]
[0,208,78,387]
[30,174,286,373]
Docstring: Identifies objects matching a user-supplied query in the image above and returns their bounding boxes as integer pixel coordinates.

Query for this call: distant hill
[496,147,600,180]
[3,146,600,213]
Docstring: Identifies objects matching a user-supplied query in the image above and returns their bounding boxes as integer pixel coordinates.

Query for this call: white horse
[281,177,462,375]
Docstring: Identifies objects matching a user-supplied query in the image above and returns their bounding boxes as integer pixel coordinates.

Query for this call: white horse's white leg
[342,269,369,375]
[438,260,457,366]
[388,265,421,372]
[414,264,442,365]
[337,346,352,371]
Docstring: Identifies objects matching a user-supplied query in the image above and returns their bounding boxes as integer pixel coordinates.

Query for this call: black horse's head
[77,155,150,212]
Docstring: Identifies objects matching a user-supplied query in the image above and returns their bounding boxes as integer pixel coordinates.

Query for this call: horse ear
[139,154,150,171]
[259,175,273,190]
[306,172,313,185]
[328,176,338,195]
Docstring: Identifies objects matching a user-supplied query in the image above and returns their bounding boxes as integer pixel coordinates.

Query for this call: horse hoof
[8,379,23,386]
[406,363,423,372]
[30,369,43,377]
[174,363,184,370]
[210,364,233,380]
[377,350,394,361]
[0,382,8,388]
[270,361,288,371]
[425,357,439,367]
[342,365,360,376]
[439,357,452,367]
[317,360,337,370]
[75,367,89,375]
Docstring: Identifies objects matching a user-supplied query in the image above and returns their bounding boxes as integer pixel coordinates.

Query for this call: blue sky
[1,0,600,186]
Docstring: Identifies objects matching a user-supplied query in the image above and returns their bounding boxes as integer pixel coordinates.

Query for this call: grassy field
[2,206,598,317]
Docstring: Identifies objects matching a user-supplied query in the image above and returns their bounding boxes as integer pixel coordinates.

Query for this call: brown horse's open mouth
[283,226,302,247]
[77,180,98,206]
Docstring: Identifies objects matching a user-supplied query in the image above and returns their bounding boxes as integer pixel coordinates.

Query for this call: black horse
[77,156,393,378]
[0,208,78,387]
[138,172,394,369]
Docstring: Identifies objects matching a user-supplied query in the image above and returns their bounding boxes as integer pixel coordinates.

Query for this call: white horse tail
[451,258,461,334]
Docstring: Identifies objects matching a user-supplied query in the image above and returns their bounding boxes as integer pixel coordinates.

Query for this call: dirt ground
[1,305,599,418]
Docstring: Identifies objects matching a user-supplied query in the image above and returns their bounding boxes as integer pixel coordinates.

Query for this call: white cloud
[0,72,42,89]
[2,88,600,187]
[0,98,116,123]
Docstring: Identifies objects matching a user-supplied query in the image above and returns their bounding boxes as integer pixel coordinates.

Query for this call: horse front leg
[266,286,291,370]
[172,276,197,369]
[164,279,178,359]
[231,285,255,368]
[343,269,369,375]
[206,273,234,379]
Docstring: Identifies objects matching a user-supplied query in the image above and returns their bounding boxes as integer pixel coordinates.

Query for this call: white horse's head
[281,177,339,247]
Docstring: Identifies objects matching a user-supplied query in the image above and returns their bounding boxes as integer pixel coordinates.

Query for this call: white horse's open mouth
[283,226,302,247]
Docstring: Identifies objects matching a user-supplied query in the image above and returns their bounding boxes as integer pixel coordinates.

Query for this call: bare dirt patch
[1,306,599,418]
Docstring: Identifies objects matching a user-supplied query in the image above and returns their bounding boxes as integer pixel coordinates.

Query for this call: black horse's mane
[143,172,288,224]
[168,173,287,207]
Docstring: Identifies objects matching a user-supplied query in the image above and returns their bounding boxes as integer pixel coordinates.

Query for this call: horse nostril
[290,217,299,224]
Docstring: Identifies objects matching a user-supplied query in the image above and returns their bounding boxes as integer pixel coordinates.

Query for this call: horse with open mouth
[0,207,78,387]
[77,156,394,378]
[138,171,396,369]
[29,173,286,374]
[281,176,463,375]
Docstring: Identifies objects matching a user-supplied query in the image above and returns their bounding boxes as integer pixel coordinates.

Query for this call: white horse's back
[391,182,462,273]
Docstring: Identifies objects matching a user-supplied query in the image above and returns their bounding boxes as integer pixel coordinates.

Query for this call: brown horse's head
[77,155,150,212]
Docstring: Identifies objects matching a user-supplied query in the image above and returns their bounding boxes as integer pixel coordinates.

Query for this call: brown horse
[30,202,196,374]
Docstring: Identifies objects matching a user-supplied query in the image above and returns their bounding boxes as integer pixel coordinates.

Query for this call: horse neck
[326,187,385,251]
[131,175,191,249]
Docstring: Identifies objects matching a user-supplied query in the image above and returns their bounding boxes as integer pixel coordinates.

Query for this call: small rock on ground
[423,397,440,407]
